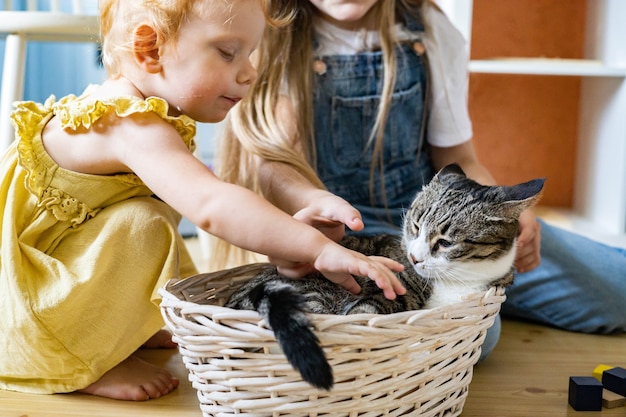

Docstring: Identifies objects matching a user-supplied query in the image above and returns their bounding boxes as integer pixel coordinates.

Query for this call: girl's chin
[191,104,233,123]
[316,2,378,25]
[198,111,229,124]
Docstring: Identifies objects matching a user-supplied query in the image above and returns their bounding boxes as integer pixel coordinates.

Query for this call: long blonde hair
[210,0,425,270]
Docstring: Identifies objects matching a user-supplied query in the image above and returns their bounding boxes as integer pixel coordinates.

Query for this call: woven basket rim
[161,262,506,319]
[159,263,507,417]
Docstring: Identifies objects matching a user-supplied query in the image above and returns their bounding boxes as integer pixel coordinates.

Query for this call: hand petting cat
[315,244,406,300]
[292,193,365,242]
[269,192,368,279]
[514,209,542,273]
[270,241,406,300]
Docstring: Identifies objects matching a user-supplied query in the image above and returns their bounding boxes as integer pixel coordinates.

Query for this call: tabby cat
[225,164,545,390]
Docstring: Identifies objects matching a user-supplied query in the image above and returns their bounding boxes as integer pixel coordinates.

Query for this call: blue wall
[0,41,106,103]
[0,0,105,102]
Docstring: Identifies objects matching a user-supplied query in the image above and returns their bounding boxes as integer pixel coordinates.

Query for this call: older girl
[216,0,626,360]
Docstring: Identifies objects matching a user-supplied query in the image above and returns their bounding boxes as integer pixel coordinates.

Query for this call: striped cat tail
[251,281,334,390]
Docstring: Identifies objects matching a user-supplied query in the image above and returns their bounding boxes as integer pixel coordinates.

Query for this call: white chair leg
[0,33,27,151]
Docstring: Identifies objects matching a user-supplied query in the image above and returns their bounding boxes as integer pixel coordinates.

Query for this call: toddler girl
[0,0,405,401]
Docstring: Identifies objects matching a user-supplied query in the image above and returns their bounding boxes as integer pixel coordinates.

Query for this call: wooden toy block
[602,389,626,409]
[602,367,626,396]
[593,364,614,381]
[568,376,603,411]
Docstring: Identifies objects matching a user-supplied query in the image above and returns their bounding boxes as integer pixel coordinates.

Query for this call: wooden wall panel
[470,0,586,60]
[468,0,587,206]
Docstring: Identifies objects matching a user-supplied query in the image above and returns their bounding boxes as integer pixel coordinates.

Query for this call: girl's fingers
[319,272,362,295]
[368,256,406,297]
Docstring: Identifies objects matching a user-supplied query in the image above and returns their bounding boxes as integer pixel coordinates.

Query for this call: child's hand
[515,209,542,273]
[270,257,316,278]
[270,193,372,281]
[293,193,364,243]
[312,244,406,300]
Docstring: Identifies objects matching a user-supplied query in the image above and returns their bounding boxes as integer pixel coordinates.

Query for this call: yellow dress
[0,90,199,394]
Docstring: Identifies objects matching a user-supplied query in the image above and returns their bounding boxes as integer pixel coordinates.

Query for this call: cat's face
[401,164,544,286]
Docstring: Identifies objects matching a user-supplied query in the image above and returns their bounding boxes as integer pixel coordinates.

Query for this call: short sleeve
[421,2,473,147]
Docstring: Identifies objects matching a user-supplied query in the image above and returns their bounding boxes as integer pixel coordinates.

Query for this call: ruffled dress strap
[51,85,197,149]
[10,87,197,227]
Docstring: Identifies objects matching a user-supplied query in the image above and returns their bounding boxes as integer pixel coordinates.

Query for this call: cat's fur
[225,164,545,390]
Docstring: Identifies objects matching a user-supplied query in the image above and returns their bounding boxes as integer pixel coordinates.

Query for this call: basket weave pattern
[160,263,505,417]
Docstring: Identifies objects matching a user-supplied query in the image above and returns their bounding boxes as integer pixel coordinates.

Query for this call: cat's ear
[435,164,467,186]
[439,163,466,178]
[500,178,546,216]
[506,178,545,202]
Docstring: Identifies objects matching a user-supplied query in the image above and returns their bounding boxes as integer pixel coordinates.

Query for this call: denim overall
[312,15,434,236]
[311,12,626,359]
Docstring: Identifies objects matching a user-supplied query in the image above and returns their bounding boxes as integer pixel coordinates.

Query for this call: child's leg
[478,315,501,362]
[142,329,178,349]
[502,219,626,333]
[1,196,196,399]
[66,197,197,400]
[78,355,179,401]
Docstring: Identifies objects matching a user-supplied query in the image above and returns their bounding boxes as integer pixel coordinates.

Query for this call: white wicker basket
[159,263,505,417]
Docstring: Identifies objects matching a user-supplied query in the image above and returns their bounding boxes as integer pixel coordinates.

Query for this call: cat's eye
[433,238,453,251]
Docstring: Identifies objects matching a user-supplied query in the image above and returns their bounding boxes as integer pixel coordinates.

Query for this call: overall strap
[399,5,430,163]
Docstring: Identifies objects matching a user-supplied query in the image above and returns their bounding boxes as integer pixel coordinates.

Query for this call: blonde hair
[98,0,295,76]
[211,0,426,270]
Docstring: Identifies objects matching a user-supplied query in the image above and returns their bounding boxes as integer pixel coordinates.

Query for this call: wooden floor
[4,221,625,417]
[2,318,625,417]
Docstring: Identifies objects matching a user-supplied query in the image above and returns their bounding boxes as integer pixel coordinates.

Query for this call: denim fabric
[313,39,435,235]
[311,18,626,362]
[504,219,626,334]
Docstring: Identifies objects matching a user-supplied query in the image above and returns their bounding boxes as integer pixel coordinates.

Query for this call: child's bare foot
[78,355,179,401]
[141,329,177,349]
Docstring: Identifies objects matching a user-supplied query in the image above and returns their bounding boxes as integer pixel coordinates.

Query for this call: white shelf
[450,0,626,238]
[469,59,626,77]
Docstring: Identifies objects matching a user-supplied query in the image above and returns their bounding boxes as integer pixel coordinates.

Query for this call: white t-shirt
[313,2,472,148]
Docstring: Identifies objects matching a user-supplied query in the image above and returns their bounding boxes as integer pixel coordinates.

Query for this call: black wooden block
[568,376,603,411]
[602,367,626,396]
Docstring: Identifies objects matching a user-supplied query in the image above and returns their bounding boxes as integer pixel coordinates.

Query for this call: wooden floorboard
[2,318,625,416]
[462,319,626,416]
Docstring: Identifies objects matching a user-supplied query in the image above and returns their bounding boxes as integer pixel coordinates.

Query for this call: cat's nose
[410,254,423,264]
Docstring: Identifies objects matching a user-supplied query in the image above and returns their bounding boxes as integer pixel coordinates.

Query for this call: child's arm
[258,160,365,235]
[261,188,368,279]
[117,112,405,299]
[252,96,365,235]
